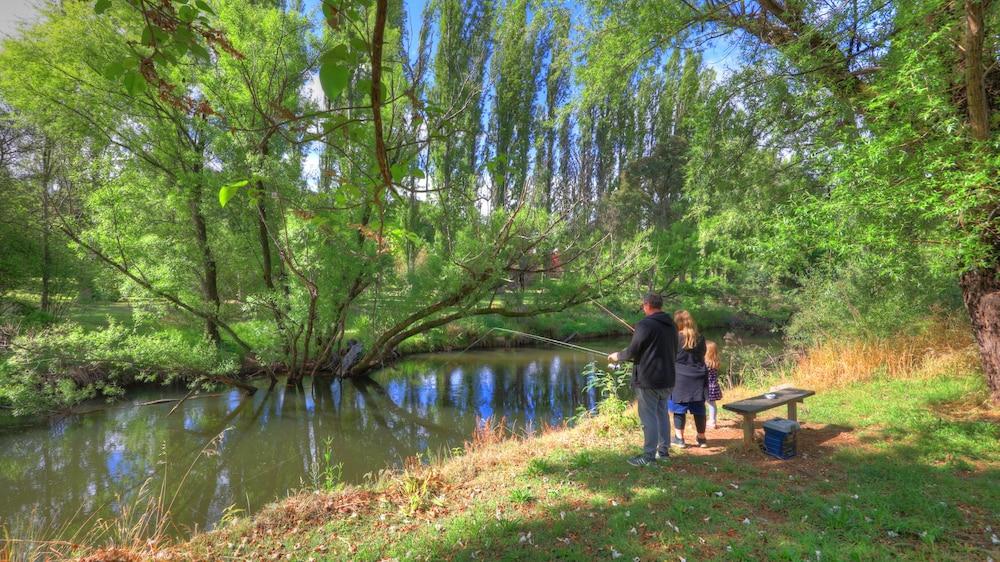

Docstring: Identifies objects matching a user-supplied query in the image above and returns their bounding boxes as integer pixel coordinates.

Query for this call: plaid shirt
[706,367,723,401]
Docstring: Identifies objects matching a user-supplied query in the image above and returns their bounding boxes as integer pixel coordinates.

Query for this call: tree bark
[960,267,1000,401]
[39,139,53,312]
[964,0,990,141]
[961,0,1000,402]
[256,182,274,291]
[188,178,222,346]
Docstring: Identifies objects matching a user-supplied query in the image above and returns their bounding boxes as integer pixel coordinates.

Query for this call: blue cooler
[762,418,800,459]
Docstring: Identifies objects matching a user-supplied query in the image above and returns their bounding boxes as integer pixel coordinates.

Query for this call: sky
[2,0,738,189]
[0,0,42,39]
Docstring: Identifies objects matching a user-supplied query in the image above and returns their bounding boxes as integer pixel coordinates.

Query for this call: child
[705,340,723,429]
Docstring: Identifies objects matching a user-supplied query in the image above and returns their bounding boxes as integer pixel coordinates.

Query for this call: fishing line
[591,300,635,333]
[464,327,610,357]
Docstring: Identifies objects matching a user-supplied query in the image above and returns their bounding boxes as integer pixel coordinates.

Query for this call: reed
[792,318,977,390]
[0,428,231,561]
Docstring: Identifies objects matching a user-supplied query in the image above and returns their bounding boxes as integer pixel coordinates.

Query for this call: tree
[586,0,1000,400]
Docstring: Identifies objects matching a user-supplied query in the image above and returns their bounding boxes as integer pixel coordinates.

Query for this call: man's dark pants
[636,387,673,458]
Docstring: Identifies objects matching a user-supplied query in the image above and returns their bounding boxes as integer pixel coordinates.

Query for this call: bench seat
[723,388,815,448]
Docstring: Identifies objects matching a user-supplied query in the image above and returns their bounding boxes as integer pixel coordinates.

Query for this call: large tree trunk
[188,180,222,346]
[256,184,274,291]
[960,267,1000,402]
[961,0,1000,402]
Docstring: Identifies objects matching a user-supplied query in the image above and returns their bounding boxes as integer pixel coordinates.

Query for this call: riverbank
[0,296,747,418]
[66,337,996,562]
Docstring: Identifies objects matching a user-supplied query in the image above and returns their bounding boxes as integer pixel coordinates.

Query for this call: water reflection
[0,342,618,538]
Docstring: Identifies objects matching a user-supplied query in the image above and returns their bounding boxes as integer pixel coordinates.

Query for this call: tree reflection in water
[0,343,618,538]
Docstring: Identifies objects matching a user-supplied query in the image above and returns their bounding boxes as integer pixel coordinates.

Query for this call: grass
[154,346,999,561]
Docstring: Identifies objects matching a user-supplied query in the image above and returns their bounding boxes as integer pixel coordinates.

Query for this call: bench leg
[787,401,798,422]
[742,413,756,449]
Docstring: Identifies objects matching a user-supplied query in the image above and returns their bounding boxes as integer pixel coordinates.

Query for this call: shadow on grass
[384,418,999,562]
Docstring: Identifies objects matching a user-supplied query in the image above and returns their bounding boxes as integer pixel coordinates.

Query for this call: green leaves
[122,70,145,96]
[219,180,249,207]
[94,0,111,15]
[178,4,198,23]
[195,0,215,16]
[319,44,357,100]
[103,61,126,81]
[390,163,408,182]
[319,63,349,100]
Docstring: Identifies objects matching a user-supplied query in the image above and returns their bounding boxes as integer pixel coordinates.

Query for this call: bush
[581,362,638,430]
[720,343,795,390]
[1,322,238,415]
[787,261,962,345]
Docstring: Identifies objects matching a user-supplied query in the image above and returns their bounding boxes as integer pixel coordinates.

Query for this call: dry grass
[793,320,977,389]
[717,317,981,408]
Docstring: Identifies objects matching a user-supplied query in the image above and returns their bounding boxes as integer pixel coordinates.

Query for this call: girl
[669,310,709,448]
[705,340,723,429]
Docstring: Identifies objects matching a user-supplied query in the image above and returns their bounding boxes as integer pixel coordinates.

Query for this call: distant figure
[339,339,364,375]
[550,248,562,274]
[607,293,678,467]
[705,340,723,429]
[670,310,708,448]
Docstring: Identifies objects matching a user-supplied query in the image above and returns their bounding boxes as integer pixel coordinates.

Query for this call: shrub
[721,344,795,390]
[582,361,637,429]
[1,322,238,415]
[786,261,962,345]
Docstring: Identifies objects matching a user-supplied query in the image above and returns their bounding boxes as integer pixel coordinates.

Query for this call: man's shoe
[671,436,687,449]
[655,450,669,461]
[696,436,708,448]
[627,454,655,467]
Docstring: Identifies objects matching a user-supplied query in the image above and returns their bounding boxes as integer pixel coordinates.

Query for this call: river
[0,333,779,539]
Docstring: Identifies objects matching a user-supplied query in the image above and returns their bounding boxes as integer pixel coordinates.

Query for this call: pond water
[0,332,780,539]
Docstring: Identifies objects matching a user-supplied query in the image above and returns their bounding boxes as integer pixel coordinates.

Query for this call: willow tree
[0,0,650,389]
[587,0,1000,400]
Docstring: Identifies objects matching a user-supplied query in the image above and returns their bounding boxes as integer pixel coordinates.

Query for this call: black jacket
[617,312,677,389]
[672,335,707,402]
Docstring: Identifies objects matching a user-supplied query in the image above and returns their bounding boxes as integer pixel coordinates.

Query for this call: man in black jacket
[608,293,677,466]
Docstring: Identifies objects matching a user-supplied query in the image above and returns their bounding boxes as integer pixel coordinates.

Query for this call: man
[608,293,677,466]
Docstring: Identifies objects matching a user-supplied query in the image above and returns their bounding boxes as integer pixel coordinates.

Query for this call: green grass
[175,367,998,561]
[63,301,135,330]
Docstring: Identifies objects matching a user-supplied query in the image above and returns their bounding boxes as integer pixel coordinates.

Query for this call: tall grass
[0,428,231,561]
[793,316,978,390]
[718,314,979,399]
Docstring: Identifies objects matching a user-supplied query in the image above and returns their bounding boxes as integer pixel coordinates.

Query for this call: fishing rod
[461,327,610,357]
[591,300,635,333]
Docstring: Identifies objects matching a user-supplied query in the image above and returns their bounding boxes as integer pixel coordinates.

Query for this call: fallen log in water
[137,393,225,407]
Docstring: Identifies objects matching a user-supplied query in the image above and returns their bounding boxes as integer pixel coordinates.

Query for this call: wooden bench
[723,388,815,448]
